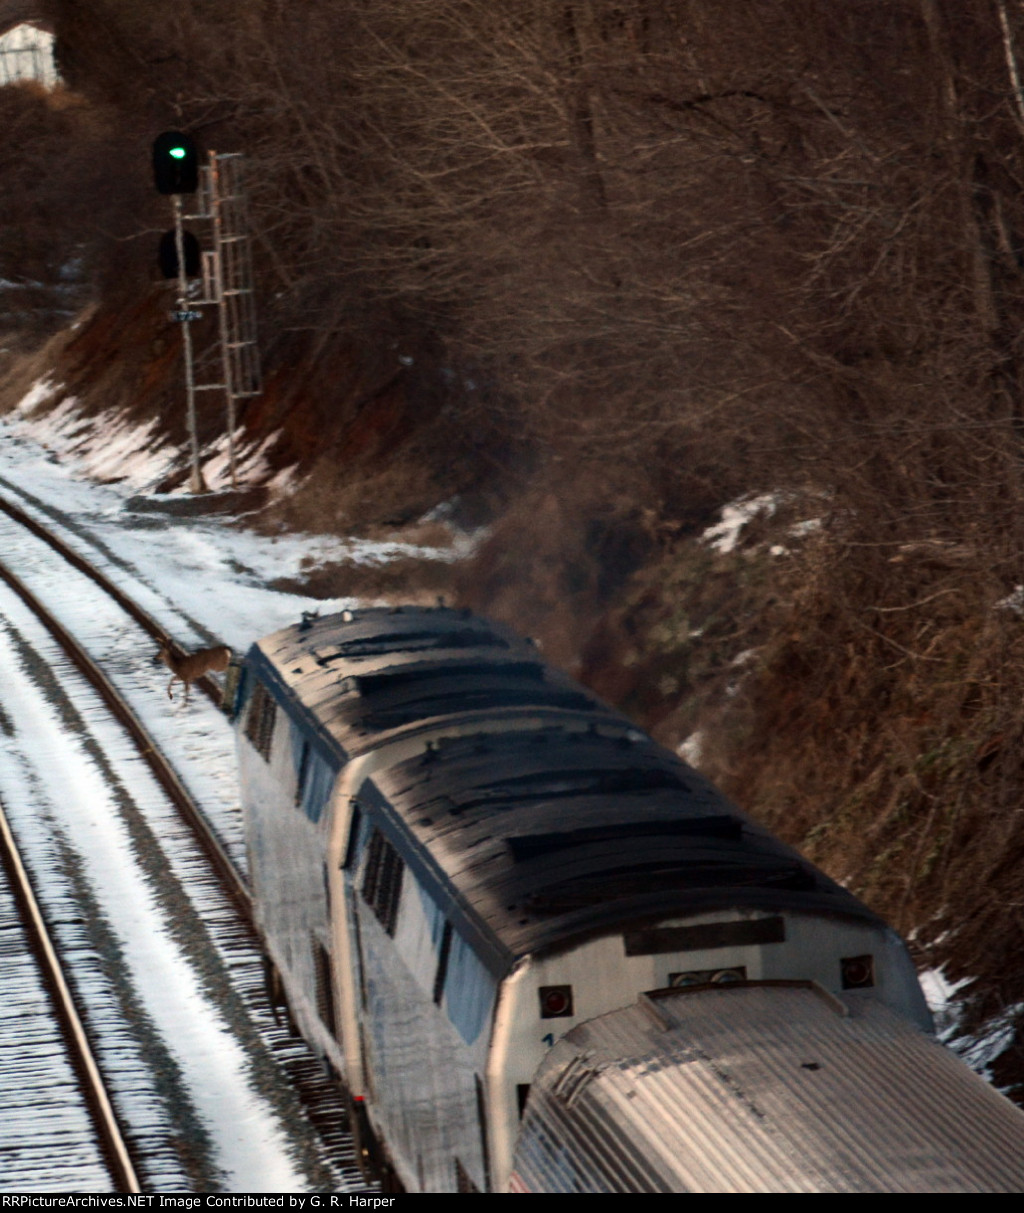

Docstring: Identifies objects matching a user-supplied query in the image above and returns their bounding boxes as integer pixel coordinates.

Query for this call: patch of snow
[920,967,973,1041]
[72,416,172,485]
[678,732,703,767]
[919,967,1021,1088]
[8,394,287,496]
[421,497,459,523]
[267,461,300,494]
[701,493,779,554]
[996,585,1024,616]
[956,1009,1023,1085]
[8,393,345,510]
[790,517,822,537]
[200,429,282,493]
[16,377,62,415]
[701,492,823,557]
[16,398,173,488]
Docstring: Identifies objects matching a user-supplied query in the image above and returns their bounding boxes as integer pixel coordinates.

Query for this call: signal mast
[152,131,261,492]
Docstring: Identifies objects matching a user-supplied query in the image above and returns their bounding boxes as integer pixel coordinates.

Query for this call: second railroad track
[0,487,366,1191]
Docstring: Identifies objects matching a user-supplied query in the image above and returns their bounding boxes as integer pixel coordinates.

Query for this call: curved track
[0,554,249,916]
[0,490,366,1191]
[0,796,139,1192]
[0,493,223,707]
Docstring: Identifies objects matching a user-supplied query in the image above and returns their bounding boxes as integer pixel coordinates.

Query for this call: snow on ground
[920,967,1022,1089]
[677,732,704,767]
[12,376,298,505]
[700,490,823,557]
[701,493,780,553]
[0,388,1018,1171]
[3,382,472,651]
[0,605,309,1189]
[0,396,477,1191]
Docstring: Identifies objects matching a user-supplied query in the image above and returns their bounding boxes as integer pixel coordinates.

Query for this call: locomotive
[233,605,1024,1192]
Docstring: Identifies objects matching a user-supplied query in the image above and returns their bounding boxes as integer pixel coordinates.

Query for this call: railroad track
[0,492,225,706]
[0,553,250,917]
[0,795,138,1192]
[0,489,366,1191]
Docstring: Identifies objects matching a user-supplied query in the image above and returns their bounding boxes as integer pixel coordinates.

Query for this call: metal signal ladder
[178,151,262,490]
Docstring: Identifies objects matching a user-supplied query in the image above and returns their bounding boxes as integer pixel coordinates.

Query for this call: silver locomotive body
[234,606,1023,1192]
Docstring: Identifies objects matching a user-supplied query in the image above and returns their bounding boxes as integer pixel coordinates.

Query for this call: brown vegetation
[7,0,1024,1087]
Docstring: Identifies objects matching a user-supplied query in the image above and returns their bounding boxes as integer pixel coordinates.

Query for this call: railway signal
[158,229,201,279]
[152,130,199,195]
[151,137,261,493]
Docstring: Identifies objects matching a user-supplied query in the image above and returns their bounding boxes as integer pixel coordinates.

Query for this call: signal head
[158,229,202,279]
[153,130,199,195]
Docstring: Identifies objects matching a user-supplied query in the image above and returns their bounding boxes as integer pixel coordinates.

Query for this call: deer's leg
[167,675,177,700]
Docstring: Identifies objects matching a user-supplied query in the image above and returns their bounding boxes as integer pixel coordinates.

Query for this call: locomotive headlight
[669,972,705,987]
[539,985,574,1018]
[669,966,747,987]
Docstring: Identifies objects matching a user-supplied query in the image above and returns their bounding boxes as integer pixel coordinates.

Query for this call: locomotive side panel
[236,669,343,1067]
[342,804,496,1192]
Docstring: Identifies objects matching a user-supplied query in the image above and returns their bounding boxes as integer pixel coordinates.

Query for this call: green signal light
[154,131,198,193]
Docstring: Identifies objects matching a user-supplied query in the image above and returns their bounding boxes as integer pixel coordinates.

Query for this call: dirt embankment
[8,0,1024,1096]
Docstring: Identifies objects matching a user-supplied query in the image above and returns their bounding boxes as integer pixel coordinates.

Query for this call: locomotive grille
[362,829,404,936]
[244,679,277,761]
[312,938,338,1038]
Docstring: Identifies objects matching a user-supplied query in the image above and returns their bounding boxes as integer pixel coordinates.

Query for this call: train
[231,604,1024,1193]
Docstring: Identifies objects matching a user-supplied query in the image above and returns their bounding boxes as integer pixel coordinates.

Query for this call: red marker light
[539,985,574,1018]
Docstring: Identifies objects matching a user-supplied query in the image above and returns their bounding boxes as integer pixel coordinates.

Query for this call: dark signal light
[158,230,201,279]
[153,130,199,194]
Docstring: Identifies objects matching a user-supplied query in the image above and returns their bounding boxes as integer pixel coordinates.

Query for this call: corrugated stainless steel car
[233,605,1024,1192]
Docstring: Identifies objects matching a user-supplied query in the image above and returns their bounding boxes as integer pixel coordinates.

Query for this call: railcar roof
[249,605,609,761]
[518,984,1024,1192]
[363,725,884,967]
[250,607,885,972]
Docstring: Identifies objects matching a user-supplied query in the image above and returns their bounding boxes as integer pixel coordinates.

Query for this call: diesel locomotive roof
[249,607,885,975]
[247,606,613,760]
[362,726,886,972]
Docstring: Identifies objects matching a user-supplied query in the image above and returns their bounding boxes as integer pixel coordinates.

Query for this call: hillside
[4,0,1024,1094]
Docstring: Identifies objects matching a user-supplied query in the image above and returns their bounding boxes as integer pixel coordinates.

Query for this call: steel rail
[0,556,252,920]
[0,796,141,1193]
[0,494,366,1189]
[0,491,223,706]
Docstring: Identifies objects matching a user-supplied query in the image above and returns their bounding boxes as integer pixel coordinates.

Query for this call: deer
[154,637,232,704]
